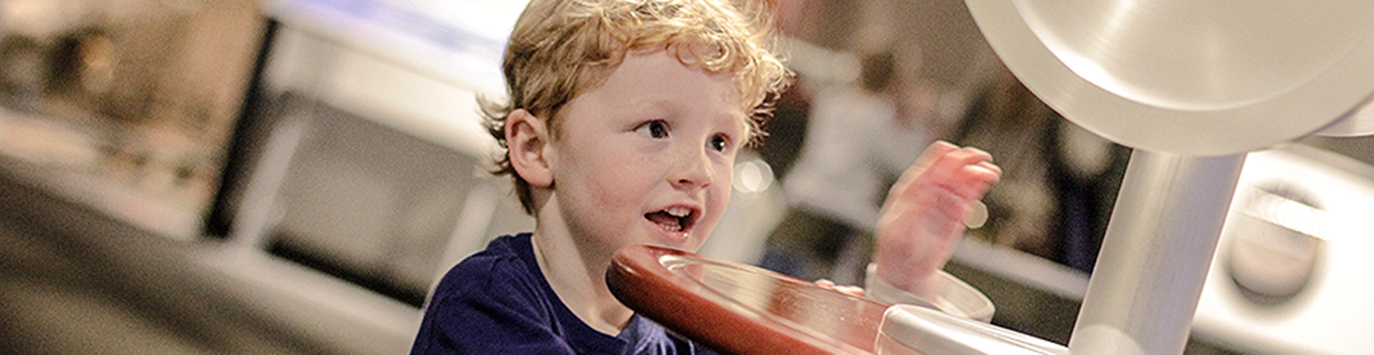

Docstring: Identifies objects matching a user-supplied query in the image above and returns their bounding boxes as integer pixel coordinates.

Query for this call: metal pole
[1068,150,1245,355]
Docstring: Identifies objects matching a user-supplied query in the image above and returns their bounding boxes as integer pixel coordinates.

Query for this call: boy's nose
[670,145,714,190]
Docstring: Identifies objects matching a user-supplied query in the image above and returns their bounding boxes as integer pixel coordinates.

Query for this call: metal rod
[1068,150,1245,355]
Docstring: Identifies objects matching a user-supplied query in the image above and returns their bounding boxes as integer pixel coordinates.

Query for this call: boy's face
[544,49,746,255]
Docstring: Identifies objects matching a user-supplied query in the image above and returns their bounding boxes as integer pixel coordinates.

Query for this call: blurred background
[2,0,1373,353]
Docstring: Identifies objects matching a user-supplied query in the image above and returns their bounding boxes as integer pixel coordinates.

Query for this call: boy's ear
[506,109,554,188]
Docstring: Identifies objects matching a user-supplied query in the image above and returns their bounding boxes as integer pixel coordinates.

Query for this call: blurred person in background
[950,68,1130,272]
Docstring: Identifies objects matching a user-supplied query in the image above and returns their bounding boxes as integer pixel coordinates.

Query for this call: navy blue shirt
[412,234,706,354]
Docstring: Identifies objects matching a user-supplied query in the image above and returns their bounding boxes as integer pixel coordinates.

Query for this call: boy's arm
[869,141,1001,303]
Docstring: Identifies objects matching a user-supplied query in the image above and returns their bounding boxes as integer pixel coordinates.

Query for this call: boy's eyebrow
[615,96,670,117]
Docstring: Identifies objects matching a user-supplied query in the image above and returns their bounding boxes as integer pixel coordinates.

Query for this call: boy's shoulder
[419,233,565,334]
[415,233,580,353]
[432,233,541,299]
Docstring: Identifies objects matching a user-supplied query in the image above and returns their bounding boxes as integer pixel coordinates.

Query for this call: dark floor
[0,168,301,354]
[0,163,417,354]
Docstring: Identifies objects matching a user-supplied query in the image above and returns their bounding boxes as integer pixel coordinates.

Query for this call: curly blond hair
[484,0,792,214]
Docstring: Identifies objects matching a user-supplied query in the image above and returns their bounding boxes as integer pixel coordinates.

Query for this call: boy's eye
[636,120,670,139]
[710,134,730,152]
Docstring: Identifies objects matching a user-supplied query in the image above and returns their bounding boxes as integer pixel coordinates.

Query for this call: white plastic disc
[965,0,1374,155]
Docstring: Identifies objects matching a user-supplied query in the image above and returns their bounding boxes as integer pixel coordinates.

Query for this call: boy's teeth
[646,211,685,232]
[666,207,691,217]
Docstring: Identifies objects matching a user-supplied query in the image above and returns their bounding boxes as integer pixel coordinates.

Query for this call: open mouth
[645,206,696,233]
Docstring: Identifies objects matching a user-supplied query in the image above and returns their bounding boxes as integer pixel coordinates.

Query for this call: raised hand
[872,141,1001,296]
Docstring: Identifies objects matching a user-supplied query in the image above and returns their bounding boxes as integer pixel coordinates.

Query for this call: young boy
[411,0,1001,353]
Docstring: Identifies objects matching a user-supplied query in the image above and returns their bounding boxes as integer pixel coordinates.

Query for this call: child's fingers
[889,143,976,194]
[925,146,995,182]
[974,160,1002,177]
[935,148,1000,194]
[915,141,961,171]
[880,142,1001,233]
[894,146,999,203]
[948,162,1001,200]
[890,141,959,193]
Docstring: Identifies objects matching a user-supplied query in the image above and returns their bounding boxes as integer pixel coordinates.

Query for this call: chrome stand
[1068,150,1245,355]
